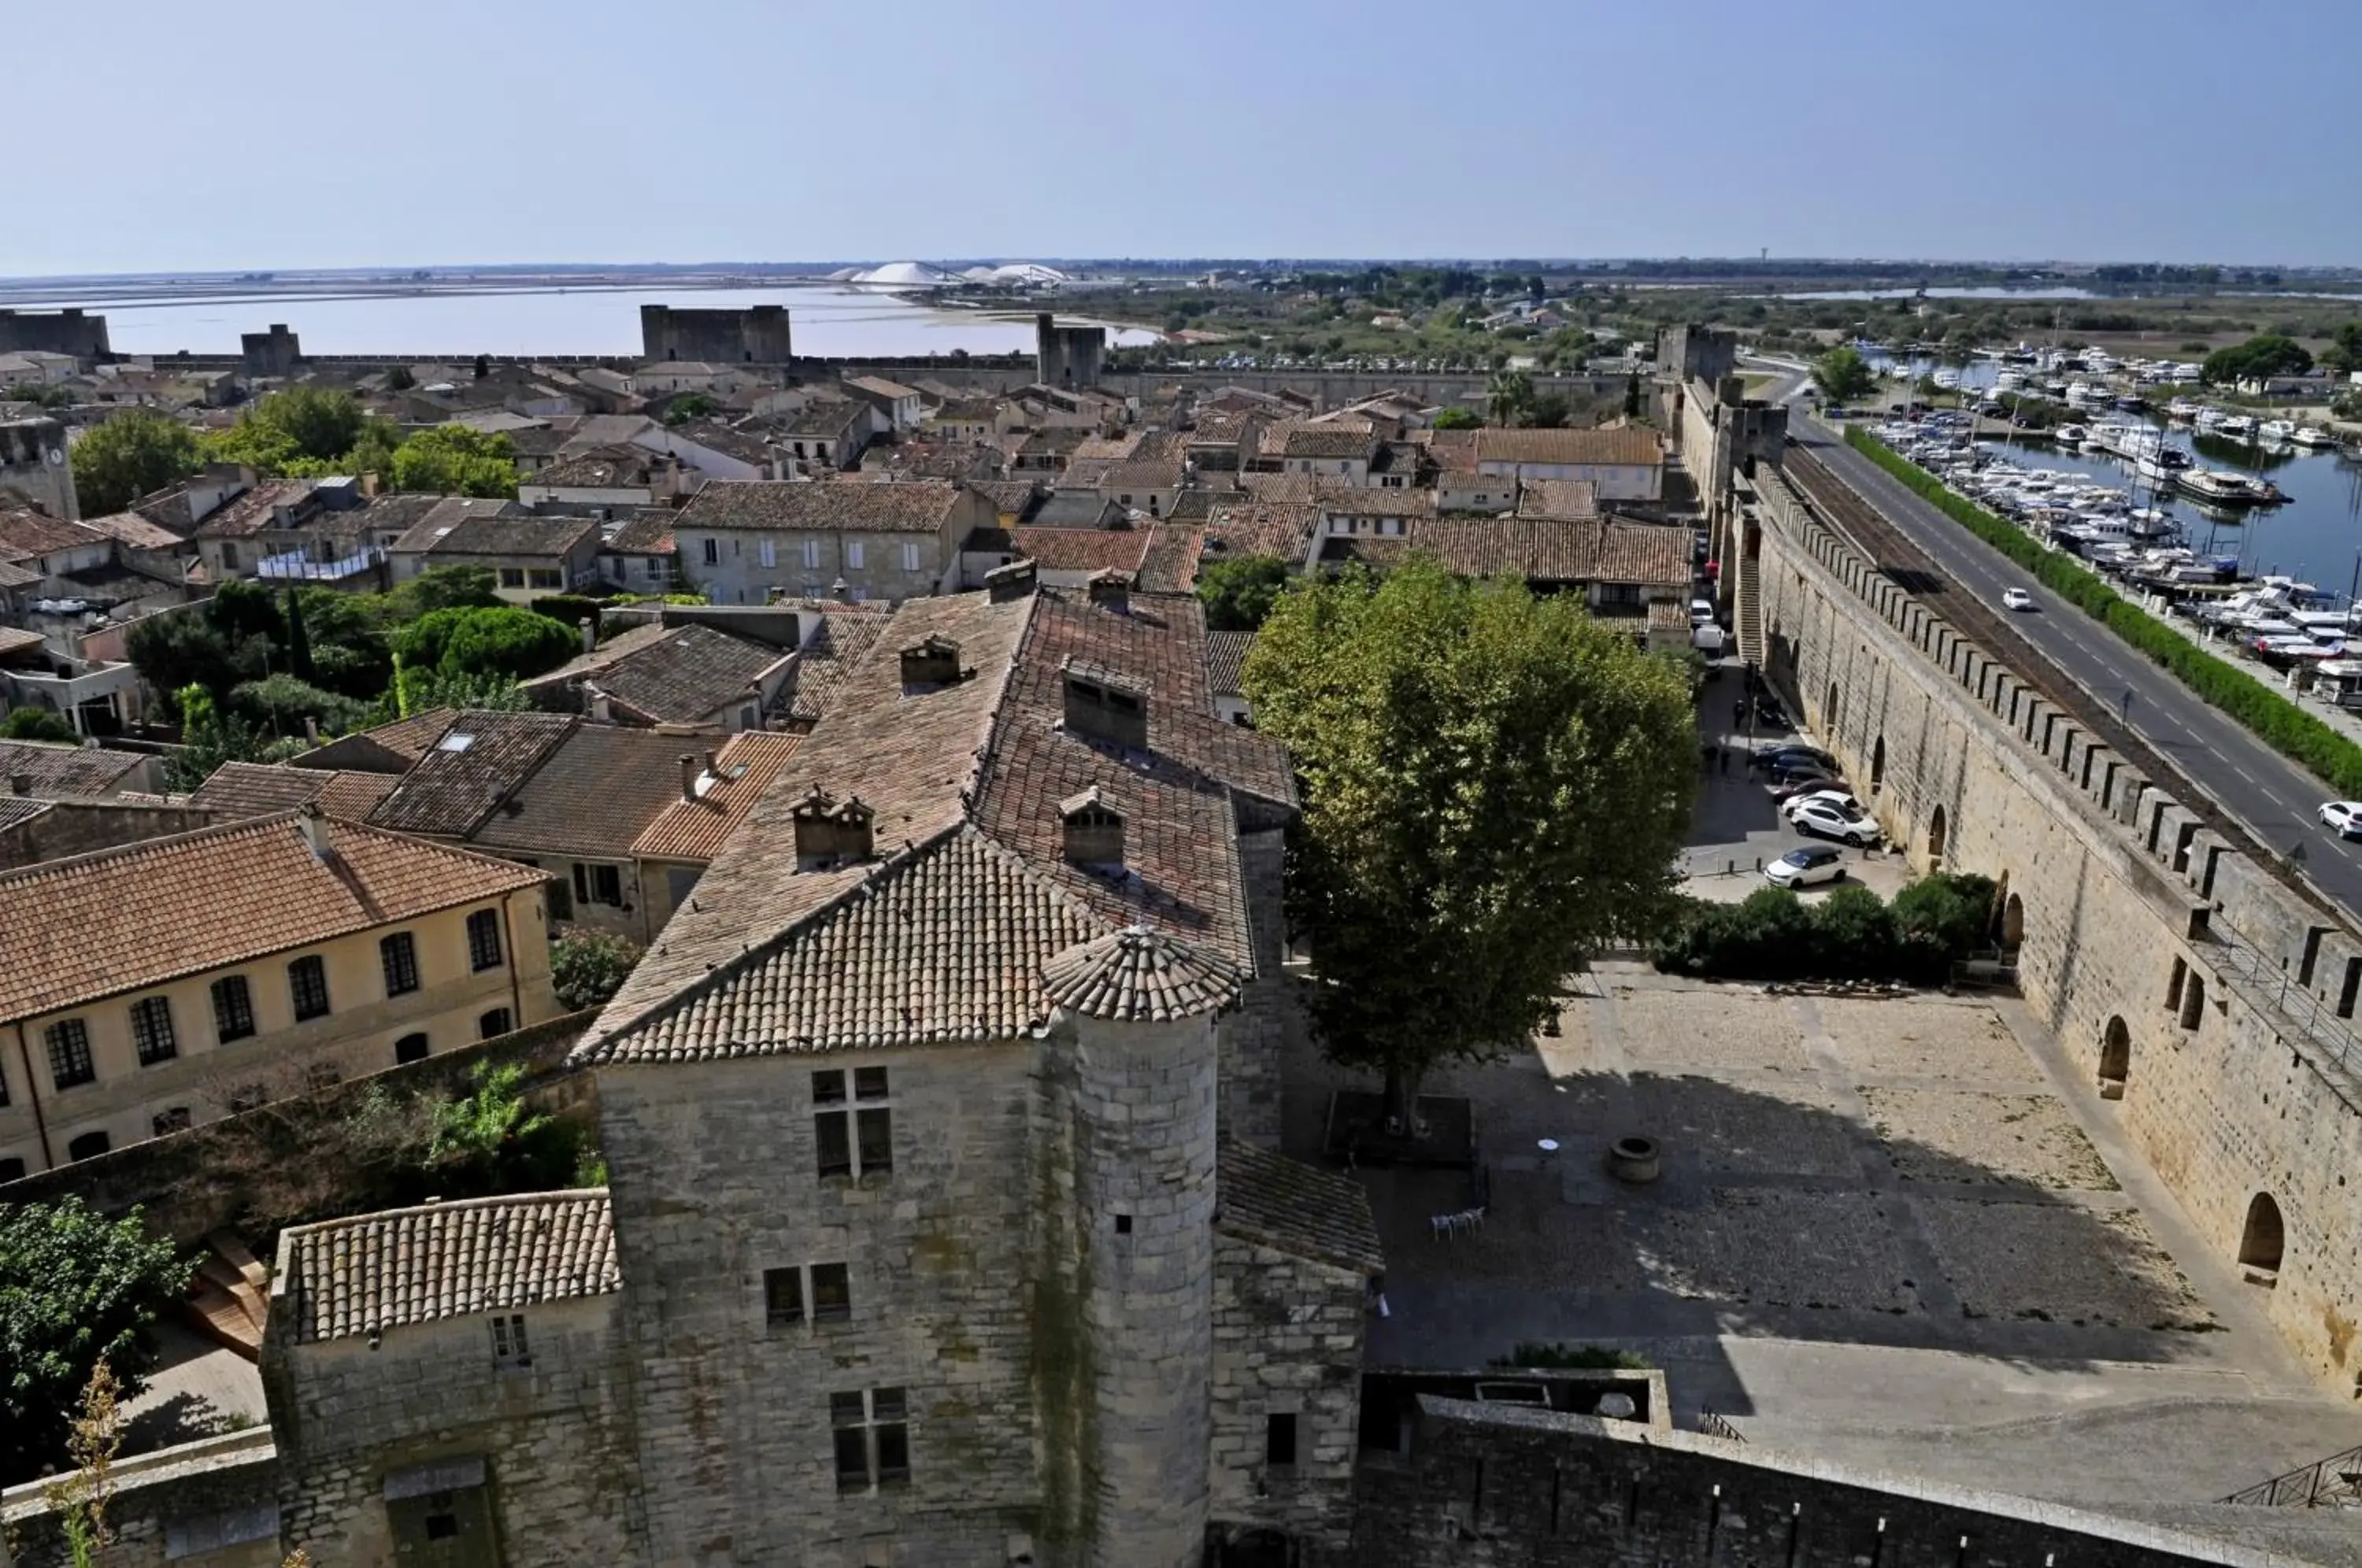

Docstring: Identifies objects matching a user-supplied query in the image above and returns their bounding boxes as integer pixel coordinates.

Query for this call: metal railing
[256,546,383,581]
[1697,1408,1747,1444]
[2223,1443,2362,1507]
[2208,922,2362,1108]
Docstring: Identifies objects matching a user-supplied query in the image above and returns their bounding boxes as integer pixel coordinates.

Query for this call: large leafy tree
[395,605,577,681]
[1245,561,1696,1131]
[1811,346,1878,405]
[391,425,517,498]
[0,1199,189,1485]
[2201,334,2312,386]
[1197,556,1293,632]
[203,387,380,475]
[69,411,202,516]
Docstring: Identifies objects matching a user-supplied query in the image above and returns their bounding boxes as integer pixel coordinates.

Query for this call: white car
[1764,845,1846,888]
[1782,788,1866,822]
[2001,588,2036,612]
[2320,801,2362,839]
[1790,799,1882,845]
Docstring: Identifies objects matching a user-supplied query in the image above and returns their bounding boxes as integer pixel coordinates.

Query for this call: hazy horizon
[6,0,2356,276]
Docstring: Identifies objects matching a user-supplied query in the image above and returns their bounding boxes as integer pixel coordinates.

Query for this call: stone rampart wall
[1750,466,2362,1389]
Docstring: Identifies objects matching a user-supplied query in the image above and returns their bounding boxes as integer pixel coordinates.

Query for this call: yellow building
[0,806,558,1180]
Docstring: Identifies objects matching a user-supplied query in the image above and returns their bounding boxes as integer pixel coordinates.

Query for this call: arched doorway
[2239,1193,2285,1278]
[1927,805,1948,867]
[1871,735,1886,793]
[2098,1016,2131,1099]
[1826,681,1840,731]
[2001,893,2024,951]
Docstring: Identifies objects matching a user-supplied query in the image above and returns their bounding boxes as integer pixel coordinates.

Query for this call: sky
[6,0,2357,277]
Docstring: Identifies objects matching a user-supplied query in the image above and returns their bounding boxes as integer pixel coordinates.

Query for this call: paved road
[1786,413,2362,926]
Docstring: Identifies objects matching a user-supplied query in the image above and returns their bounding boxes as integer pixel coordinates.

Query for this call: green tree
[203,387,369,475]
[69,410,202,516]
[1623,372,1643,419]
[552,932,643,1011]
[1811,346,1878,405]
[377,664,532,722]
[662,393,717,427]
[1430,406,1481,431]
[1524,392,1572,429]
[382,564,502,619]
[283,588,314,682]
[2320,321,2362,375]
[165,684,277,790]
[1243,561,1696,1132]
[1197,556,1294,631]
[391,425,518,498]
[2201,333,2312,386]
[395,605,578,680]
[0,707,76,741]
[227,672,362,737]
[0,1198,191,1485]
[1486,368,1533,427]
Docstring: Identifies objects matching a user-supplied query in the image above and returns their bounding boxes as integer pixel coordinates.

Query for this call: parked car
[2001,588,2036,612]
[1765,845,1846,888]
[2319,801,2362,839]
[1754,696,1794,730]
[1767,770,1843,801]
[1783,788,1867,821]
[1749,744,1837,772]
[1792,798,1883,845]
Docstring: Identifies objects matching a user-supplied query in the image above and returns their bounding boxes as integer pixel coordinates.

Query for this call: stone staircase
[182,1230,269,1361]
[1731,520,1765,668]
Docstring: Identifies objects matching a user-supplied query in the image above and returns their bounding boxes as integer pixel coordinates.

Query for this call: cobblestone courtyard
[1279,965,2362,1543]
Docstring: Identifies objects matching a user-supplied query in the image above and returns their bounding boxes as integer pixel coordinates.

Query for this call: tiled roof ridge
[279,1185,609,1244]
[572,819,1088,1065]
[1038,925,1244,1023]
[0,805,521,890]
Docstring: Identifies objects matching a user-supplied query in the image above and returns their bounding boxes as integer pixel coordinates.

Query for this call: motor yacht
[2216,413,2256,438]
[2258,419,2297,442]
[2290,425,2337,448]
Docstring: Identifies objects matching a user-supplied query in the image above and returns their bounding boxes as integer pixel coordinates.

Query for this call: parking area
[1682,660,1913,904]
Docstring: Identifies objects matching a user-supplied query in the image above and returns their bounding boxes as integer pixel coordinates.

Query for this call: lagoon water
[71,285,1155,359]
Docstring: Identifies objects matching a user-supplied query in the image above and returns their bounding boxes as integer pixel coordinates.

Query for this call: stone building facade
[639,304,794,364]
[0,415,78,520]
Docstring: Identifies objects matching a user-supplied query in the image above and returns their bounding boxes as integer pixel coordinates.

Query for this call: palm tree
[1487,368,1533,428]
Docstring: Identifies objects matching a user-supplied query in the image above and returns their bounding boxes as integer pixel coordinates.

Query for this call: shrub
[1810,885,1898,978]
[1846,427,2362,797]
[552,932,642,1011]
[0,707,76,742]
[529,595,603,642]
[396,605,579,681]
[1654,872,1994,984]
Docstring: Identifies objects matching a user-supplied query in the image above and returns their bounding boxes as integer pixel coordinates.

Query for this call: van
[1689,598,1716,627]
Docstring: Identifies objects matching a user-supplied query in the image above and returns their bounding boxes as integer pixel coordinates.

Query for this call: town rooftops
[0,739,147,798]
[190,479,316,540]
[274,1189,620,1346]
[525,446,664,491]
[572,582,1294,1070]
[1216,1140,1384,1276]
[1406,517,1690,586]
[1516,478,1601,521]
[189,760,401,820]
[1038,926,1242,1023]
[844,375,922,401]
[392,502,597,560]
[675,479,966,534]
[555,623,788,727]
[778,399,870,442]
[1203,629,1254,699]
[631,731,802,864]
[0,811,549,1023]
[1009,526,1154,576]
[1474,425,1664,468]
[1279,423,1379,460]
[366,711,578,838]
[467,724,710,860]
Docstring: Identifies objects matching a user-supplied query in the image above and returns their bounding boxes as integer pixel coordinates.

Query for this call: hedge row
[1842,426,2362,799]
[1653,875,1997,984]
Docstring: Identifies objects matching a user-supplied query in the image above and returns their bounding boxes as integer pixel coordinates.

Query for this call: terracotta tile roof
[367,711,577,838]
[1071,433,1142,464]
[575,827,1102,1063]
[587,624,787,726]
[1279,423,1378,460]
[1237,472,1314,505]
[276,1189,620,1345]
[398,505,598,560]
[77,511,188,551]
[1010,527,1153,575]
[189,761,398,819]
[469,725,704,859]
[1216,1141,1384,1274]
[778,399,871,442]
[1101,460,1185,494]
[0,812,550,1022]
[528,620,676,688]
[0,740,145,797]
[968,478,1043,518]
[577,583,1297,1068]
[386,497,519,553]
[1406,518,1690,587]
[0,796,53,831]
[1039,926,1242,1023]
[605,511,676,554]
[1203,630,1255,697]
[1516,479,1601,521]
[1135,525,1205,595]
[189,480,315,540]
[1647,598,1690,633]
[1313,483,1435,520]
[1187,412,1257,447]
[675,479,964,534]
[345,708,460,765]
[1422,428,1479,474]
[1474,425,1664,468]
[631,731,802,863]
[772,604,892,727]
[1201,502,1317,564]
[526,446,661,490]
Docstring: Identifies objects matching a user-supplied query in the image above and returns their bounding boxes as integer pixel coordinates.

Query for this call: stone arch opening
[2179,970,2205,1031]
[1927,805,1948,866]
[2098,1015,2131,1099]
[1871,735,1886,793]
[2239,1193,2284,1277]
[2001,892,2024,951]
[1826,681,1840,731]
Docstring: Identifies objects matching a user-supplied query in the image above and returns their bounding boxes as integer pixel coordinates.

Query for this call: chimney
[985,558,1038,604]
[1061,660,1150,753]
[586,684,613,723]
[295,803,332,861]
[899,634,964,690]
[679,753,702,802]
[831,577,852,603]
[579,617,598,654]
[1086,569,1131,615]
[8,772,29,796]
[1060,786,1125,871]
[790,786,875,870]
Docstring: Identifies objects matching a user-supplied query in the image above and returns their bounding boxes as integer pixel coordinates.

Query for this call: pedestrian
[1732,698,1746,730]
